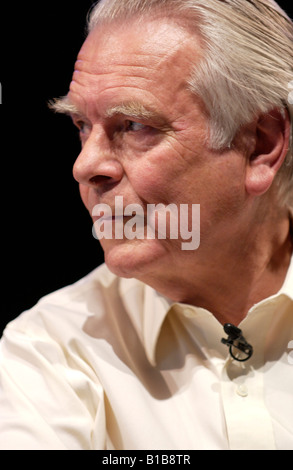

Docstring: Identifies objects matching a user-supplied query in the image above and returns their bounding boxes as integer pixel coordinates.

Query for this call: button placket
[220,356,276,450]
[236,383,248,397]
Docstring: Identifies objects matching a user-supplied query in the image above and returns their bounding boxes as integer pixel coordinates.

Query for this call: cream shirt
[0,260,293,450]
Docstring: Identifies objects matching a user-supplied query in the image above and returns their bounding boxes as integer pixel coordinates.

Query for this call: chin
[102,238,168,279]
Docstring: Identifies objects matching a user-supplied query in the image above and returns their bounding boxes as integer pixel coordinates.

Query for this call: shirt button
[236,384,248,397]
[183,308,195,318]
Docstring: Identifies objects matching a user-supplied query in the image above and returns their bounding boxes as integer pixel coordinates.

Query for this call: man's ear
[245,108,291,197]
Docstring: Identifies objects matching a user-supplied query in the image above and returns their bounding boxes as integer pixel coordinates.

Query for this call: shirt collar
[142,285,173,366]
[119,253,293,366]
[119,278,171,366]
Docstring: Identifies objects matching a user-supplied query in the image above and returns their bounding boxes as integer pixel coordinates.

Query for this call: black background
[1,1,293,335]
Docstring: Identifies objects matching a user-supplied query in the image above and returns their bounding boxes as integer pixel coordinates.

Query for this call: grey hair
[88,0,293,208]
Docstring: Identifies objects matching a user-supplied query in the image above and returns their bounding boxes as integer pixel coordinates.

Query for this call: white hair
[87,0,293,208]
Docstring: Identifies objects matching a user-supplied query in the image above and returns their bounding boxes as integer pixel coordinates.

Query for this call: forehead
[68,17,203,115]
[79,16,198,69]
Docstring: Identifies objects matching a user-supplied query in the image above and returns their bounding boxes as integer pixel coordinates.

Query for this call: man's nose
[73,129,124,190]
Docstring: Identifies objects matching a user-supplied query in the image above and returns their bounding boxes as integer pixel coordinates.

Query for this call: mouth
[93,214,134,222]
[102,215,124,221]
[92,211,147,244]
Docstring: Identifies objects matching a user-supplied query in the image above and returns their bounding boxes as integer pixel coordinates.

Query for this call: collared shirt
[0,259,293,450]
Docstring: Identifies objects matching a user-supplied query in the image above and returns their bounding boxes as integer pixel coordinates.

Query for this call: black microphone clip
[221,323,253,362]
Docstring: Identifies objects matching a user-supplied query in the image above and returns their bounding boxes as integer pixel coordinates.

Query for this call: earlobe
[245,108,290,197]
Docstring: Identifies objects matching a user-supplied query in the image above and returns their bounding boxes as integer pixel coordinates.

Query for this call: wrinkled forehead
[65,15,205,124]
[77,15,203,73]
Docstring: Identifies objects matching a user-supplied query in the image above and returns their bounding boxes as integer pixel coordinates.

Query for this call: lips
[93,214,133,221]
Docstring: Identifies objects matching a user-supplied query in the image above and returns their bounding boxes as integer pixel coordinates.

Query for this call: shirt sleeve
[0,320,106,450]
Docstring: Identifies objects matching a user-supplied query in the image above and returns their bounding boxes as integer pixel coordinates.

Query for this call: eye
[77,120,90,134]
[125,120,147,132]
[73,119,92,141]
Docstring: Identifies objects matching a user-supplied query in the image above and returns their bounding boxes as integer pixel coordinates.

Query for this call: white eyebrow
[105,102,158,121]
[49,96,164,124]
[48,95,82,115]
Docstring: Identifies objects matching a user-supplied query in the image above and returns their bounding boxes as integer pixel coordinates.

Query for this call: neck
[141,207,293,326]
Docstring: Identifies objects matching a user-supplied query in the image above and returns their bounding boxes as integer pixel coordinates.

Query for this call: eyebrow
[105,102,157,121]
[49,95,164,123]
[48,95,81,116]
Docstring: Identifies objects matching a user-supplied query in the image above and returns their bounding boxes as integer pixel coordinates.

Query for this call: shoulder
[2,264,117,336]
[1,262,132,350]
[1,263,147,350]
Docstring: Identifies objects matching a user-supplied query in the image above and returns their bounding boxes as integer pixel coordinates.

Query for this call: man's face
[69,17,247,282]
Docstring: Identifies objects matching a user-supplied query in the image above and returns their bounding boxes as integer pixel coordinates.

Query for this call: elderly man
[0,0,292,450]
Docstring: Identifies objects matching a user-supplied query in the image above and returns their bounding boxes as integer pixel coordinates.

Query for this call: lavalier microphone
[221,323,253,362]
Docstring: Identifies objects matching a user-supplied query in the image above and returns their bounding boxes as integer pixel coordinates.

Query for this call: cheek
[128,152,188,204]
[128,166,167,203]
